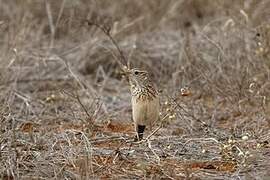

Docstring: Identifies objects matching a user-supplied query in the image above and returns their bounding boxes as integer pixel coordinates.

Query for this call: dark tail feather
[134,125,145,141]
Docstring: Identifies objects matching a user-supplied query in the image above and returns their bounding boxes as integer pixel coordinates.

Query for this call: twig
[61,90,91,119]
[81,132,94,175]
[75,91,92,118]
[85,20,129,73]
[147,139,161,163]
[180,137,222,152]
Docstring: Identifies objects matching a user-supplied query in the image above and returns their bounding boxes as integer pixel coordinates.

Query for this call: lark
[127,68,159,141]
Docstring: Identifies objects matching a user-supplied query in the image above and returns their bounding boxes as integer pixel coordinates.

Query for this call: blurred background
[0,0,270,179]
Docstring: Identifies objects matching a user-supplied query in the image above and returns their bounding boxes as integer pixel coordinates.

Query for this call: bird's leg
[134,124,145,141]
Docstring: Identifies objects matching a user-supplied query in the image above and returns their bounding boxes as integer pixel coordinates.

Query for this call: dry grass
[1,0,270,179]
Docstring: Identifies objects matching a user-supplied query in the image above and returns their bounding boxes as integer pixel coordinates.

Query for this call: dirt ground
[1,1,270,179]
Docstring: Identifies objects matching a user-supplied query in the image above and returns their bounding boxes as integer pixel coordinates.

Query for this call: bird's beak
[119,69,131,77]
[121,66,131,76]
[126,70,132,75]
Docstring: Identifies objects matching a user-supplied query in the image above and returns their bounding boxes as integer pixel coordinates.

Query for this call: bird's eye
[134,71,139,75]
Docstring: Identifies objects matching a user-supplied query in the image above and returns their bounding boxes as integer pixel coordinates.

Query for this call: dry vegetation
[1,0,270,179]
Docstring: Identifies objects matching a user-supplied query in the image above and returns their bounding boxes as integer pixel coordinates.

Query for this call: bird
[126,68,159,141]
